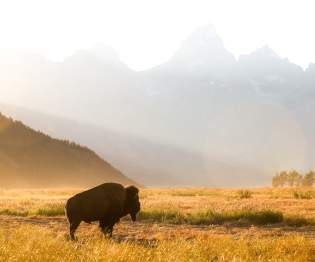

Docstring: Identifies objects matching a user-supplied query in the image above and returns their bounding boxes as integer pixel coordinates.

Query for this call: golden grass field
[1,187,315,261]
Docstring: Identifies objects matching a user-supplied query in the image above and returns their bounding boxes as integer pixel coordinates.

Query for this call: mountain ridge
[0,112,136,188]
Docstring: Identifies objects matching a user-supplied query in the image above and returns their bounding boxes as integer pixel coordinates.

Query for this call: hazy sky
[0,0,314,70]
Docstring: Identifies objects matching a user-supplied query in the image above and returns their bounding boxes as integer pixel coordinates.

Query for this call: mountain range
[0,24,314,186]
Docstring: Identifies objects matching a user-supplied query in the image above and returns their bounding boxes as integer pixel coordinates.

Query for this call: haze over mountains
[1,25,314,186]
[0,113,134,188]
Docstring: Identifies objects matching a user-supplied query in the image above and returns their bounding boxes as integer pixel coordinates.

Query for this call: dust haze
[0,1,315,187]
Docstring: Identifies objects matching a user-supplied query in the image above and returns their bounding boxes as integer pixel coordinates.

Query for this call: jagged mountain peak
[306,63,315,73]
[182,24,221,47]
[238,44,303,79]
[64,44,125,68]
[251,45,279,58]
[239,45,281,64]
[89,43,122,65]
[159,25,236,77]
[171,24,233,60]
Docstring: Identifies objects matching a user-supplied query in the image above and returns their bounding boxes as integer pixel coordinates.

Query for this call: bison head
[125,185,141,221]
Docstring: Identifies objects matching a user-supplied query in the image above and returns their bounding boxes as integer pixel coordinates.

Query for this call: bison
[65,182,140,240]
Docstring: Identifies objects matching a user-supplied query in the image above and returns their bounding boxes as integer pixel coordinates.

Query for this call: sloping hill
[0,113,135,188]
[0,104,265,187]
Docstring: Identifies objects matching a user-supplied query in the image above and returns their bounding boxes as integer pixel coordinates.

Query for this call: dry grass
[1,187,315,224]
[138,208,285,225]
[0,224,314,262]
[1,187,315,261]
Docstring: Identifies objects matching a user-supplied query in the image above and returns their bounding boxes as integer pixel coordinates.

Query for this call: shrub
[293,191,314,199]
[237,190,253,199]
[284,215,314,226]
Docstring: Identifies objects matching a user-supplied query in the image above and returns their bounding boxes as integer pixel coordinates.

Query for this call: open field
[1,187,315,261]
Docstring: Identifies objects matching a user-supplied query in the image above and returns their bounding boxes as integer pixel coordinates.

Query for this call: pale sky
[0,0,314,70]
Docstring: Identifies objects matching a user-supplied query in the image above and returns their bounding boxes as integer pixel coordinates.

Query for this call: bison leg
[69,220,81,240]
[99,219,115,237]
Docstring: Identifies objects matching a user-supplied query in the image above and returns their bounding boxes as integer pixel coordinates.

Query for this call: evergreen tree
[287,170,300,187]
[272,173,281,187]
[302,171,315,187]
[278,171,288,187]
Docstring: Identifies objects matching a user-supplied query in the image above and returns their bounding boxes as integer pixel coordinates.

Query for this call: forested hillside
[0,113,134,187]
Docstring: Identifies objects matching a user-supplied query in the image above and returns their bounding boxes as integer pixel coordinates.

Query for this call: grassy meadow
[0,187,315,261]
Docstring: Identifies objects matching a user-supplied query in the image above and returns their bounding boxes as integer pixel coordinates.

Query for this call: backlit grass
[1,187,315,261]
[0,203,65,217]
[138,208,284,225]
[0,225,313,262]
[1,188,315,227]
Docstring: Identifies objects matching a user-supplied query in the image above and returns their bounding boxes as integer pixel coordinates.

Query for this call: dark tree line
[0,112,128,187]
[272,170,315,187]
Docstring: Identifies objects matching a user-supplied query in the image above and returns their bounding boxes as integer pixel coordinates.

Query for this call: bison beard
[65,182,140,240]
